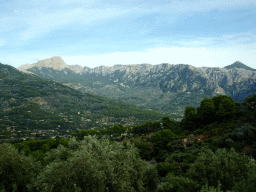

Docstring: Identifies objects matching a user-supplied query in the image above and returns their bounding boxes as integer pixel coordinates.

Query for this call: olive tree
[0,142,43,192]
[27,135,159,192]
[184,147,255,192]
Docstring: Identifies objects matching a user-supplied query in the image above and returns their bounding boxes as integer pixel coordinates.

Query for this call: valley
[1,59,256,192]
[18,57,256,121]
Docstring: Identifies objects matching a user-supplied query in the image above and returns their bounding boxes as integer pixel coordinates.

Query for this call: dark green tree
[196,98,216,125]
[0,142,43,192]
[212,95,237,123]
[133,140,153,161]
[109,124,127,136]
[152,121,161,131]
[183,106,200,132]
[162,116,175,130]
[150,129,177,162]
[185,147,255,192]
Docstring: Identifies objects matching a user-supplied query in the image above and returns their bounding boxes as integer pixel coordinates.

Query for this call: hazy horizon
[0,0,255,69]
[13,56,254,70]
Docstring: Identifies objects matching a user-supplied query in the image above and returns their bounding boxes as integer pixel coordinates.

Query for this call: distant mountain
[0,62,165,141]
[224,61,256,71]
[18,57,256,121]
[18,56,85,74]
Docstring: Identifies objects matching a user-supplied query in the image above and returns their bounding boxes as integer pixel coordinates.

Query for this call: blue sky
[0,0,255,69]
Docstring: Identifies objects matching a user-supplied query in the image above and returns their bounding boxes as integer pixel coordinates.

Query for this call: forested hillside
[18,58,256,122]
[0,62,165,143]
[1,93,256,192]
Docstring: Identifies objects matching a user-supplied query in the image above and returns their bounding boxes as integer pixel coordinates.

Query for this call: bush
[0,143,43,192]
[233,123,255,144]
[26,135,153,192]
[199,180,234,192]
[157,162,177,178]
[185,147,253,192]
[142,164,160,192]
[1,135,159,192]
[156,174,202,192]
[231,160,256,192]
[231,142,246,153]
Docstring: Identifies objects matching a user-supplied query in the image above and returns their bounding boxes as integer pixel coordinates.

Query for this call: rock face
[35,56,68,70]
[18,56,68,73]
[17,57,256,121]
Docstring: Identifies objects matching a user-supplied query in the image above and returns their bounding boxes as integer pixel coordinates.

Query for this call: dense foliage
[1,62,256,191]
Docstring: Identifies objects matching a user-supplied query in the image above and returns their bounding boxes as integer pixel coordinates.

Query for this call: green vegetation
[1,62,256,191]
[0,63,165,141]
[1,93,256,192]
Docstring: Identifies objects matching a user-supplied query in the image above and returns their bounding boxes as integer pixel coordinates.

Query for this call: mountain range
[18,57,256,121]
[0,62,164,141]
[1,57,256,192]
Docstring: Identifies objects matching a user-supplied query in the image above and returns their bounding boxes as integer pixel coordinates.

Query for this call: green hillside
[0,62,165,142]
[0,92,256,192]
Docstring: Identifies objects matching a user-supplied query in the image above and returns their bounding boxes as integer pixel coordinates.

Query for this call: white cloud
[18,7,131,41]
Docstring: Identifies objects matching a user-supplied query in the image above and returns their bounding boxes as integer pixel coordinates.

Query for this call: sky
[0,0,255,69]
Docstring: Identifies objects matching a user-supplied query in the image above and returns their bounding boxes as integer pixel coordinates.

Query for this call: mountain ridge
[16,57,256,121]
[224,61,256,71]
[18,56,256,72]
[0,62,165,141]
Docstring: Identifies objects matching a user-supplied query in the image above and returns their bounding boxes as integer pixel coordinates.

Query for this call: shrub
[231,142,246,153]
[26,135,153,192]
[233,123,255,144]
[199,180,234,192]
[231,160,256,192]
[185,147,253,192]
[0,142,43,192]
[157,162,177,178]
[142,164,160,192]
[156,174,202,192]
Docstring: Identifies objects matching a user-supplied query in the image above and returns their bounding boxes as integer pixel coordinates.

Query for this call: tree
[133,140,153,161]
[145,121,154,132]
[156,174,202,192]
[212,95,237,123]
[196,98,216,125]
[142,164,160,192]
[184,106,200,132]
[184,147,255,192]
[99,128,109,135]
[162,116,175,130]
[153,121,161,131]
[110,124,127,136]
[0,142,43,192]
[231,159,256,192]
[26,135,157,192]
[150,129,177,162]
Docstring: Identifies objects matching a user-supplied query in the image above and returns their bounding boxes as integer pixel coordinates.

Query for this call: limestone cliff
[17,57,256,121]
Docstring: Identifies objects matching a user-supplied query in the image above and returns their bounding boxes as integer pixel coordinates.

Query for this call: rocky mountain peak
[35,56,68,70]
[233,61,244,65]
[223,61,256,71]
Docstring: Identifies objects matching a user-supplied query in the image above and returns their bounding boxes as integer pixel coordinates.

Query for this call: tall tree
[212,95,237,123]
[196,98,216,125]
[183,106,200,132]
[162,116,175,130]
